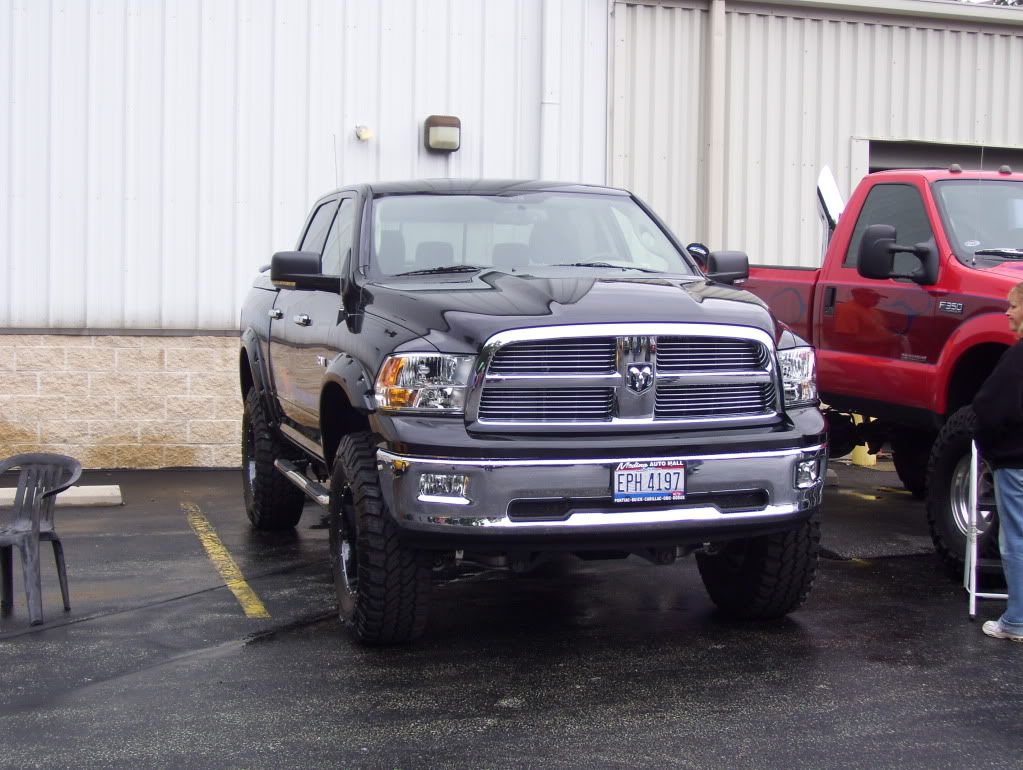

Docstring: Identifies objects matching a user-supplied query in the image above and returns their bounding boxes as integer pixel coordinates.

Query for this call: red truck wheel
[925,406,999,569]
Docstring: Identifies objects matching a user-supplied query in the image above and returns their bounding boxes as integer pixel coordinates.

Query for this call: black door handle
[823,286,837,316]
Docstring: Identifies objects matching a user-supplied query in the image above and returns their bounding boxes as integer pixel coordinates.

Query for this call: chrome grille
[657,337,766,371]
[472,324,780,428]
[656,383,776,419]
[478,388,614,421]
[489,338,616,375]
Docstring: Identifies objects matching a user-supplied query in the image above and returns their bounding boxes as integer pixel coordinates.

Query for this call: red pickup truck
[743,166,1023,567]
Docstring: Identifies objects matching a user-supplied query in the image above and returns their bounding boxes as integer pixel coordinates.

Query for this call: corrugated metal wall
[1,0,608,331]
[610,1,707,246]
[611,0,1023,267]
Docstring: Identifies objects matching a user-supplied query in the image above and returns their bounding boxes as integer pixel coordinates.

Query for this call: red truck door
[814,178,944,410]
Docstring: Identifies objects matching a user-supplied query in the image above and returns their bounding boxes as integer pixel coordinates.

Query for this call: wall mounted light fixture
[423,115,460,152]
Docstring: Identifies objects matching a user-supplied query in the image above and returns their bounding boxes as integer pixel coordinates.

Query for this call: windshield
[933,179,1023,261]
[370,192,698,277]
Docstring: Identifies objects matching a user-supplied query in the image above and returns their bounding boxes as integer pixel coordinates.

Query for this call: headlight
[777,347,817,407]
[375,354,476,413]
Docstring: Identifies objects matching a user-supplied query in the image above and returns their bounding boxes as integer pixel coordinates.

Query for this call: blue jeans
[995,467,1023,632]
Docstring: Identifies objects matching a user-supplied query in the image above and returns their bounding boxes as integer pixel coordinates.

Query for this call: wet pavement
[0,462,1020,769]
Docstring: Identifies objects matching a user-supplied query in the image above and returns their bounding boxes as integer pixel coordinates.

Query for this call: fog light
[419,473,470,504]
[795,458,821,489]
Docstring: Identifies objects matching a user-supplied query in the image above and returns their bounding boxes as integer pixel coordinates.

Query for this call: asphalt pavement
[0,461,1020,769]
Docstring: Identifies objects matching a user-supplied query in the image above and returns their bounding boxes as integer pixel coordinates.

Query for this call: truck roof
[868,168,1023,182]
[346,179,632,197]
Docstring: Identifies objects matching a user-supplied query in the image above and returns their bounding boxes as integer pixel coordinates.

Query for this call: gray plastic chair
[0,453,82,625]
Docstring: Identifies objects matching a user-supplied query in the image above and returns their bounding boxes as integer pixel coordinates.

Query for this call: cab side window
[844,184,934,272]
[321,198,355,276]
[301,200,339,257]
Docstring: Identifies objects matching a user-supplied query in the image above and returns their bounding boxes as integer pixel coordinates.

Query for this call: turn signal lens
[375,354,476,413]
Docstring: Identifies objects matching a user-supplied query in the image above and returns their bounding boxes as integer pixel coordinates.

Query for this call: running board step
[274,459,331,508]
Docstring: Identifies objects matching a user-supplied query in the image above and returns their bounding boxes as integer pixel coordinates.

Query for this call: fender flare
[322,353,377,414]
[931,312,1014,414]
[240,328,273,402]
[319,354,377,465]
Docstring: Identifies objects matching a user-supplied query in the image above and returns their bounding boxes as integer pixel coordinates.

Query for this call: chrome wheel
[949,454,996,539]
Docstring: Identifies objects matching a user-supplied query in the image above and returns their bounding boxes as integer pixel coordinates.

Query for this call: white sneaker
[982,620,1023,641]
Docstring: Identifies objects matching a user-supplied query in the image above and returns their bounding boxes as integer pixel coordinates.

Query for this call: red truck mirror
[857,225,897,279]
[857,224,937,285]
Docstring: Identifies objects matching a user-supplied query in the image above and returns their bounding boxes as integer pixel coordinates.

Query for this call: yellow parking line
[183,502,270,619]
[877,486,912,496]
[838,489,882,502]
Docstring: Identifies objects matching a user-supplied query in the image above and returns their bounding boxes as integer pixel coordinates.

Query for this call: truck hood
[361,271,778,354]
[983,261,1023,282]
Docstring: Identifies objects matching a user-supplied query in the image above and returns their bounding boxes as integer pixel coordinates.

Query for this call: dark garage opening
[869,140,1023,174]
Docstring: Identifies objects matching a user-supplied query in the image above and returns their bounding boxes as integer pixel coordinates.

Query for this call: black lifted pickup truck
[239,179,827,644]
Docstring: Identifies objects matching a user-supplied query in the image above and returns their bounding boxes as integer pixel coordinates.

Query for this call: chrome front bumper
[376,445,826,545]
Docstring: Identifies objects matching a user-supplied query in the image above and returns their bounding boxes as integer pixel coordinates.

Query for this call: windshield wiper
[972,248,1023,259]
[392,265,486,277]
[552,261,662,273]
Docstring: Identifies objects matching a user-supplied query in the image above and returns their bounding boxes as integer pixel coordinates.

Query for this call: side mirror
[270,251,340,292]
[857,224,938,285]
[706,250,749,285]
[857,225,897,279]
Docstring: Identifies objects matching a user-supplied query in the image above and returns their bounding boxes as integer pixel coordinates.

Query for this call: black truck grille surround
[472,326,780,427]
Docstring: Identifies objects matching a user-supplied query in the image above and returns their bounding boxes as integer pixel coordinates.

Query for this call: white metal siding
[612,0,1023,267]
[611,2,707,245]
[1,0,608,330]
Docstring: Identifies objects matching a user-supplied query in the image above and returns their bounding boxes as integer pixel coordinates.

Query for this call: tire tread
[242,389,305,531]
[335,432,431,644]
[696,517,820,619]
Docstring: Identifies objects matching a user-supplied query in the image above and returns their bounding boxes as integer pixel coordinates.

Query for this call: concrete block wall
[0,335,242,468]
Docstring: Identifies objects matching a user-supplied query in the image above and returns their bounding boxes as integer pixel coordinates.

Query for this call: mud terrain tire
[328,432,432,644]
[241,389,305,530]
[696,516,820,619]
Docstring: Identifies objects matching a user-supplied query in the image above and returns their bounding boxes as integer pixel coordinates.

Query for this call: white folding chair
[964,440,1007,618]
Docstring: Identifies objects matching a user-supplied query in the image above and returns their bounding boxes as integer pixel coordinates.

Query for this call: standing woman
[973,281,1023,641]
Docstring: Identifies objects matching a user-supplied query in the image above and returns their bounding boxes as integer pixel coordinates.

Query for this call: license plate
[612,460,686,503]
